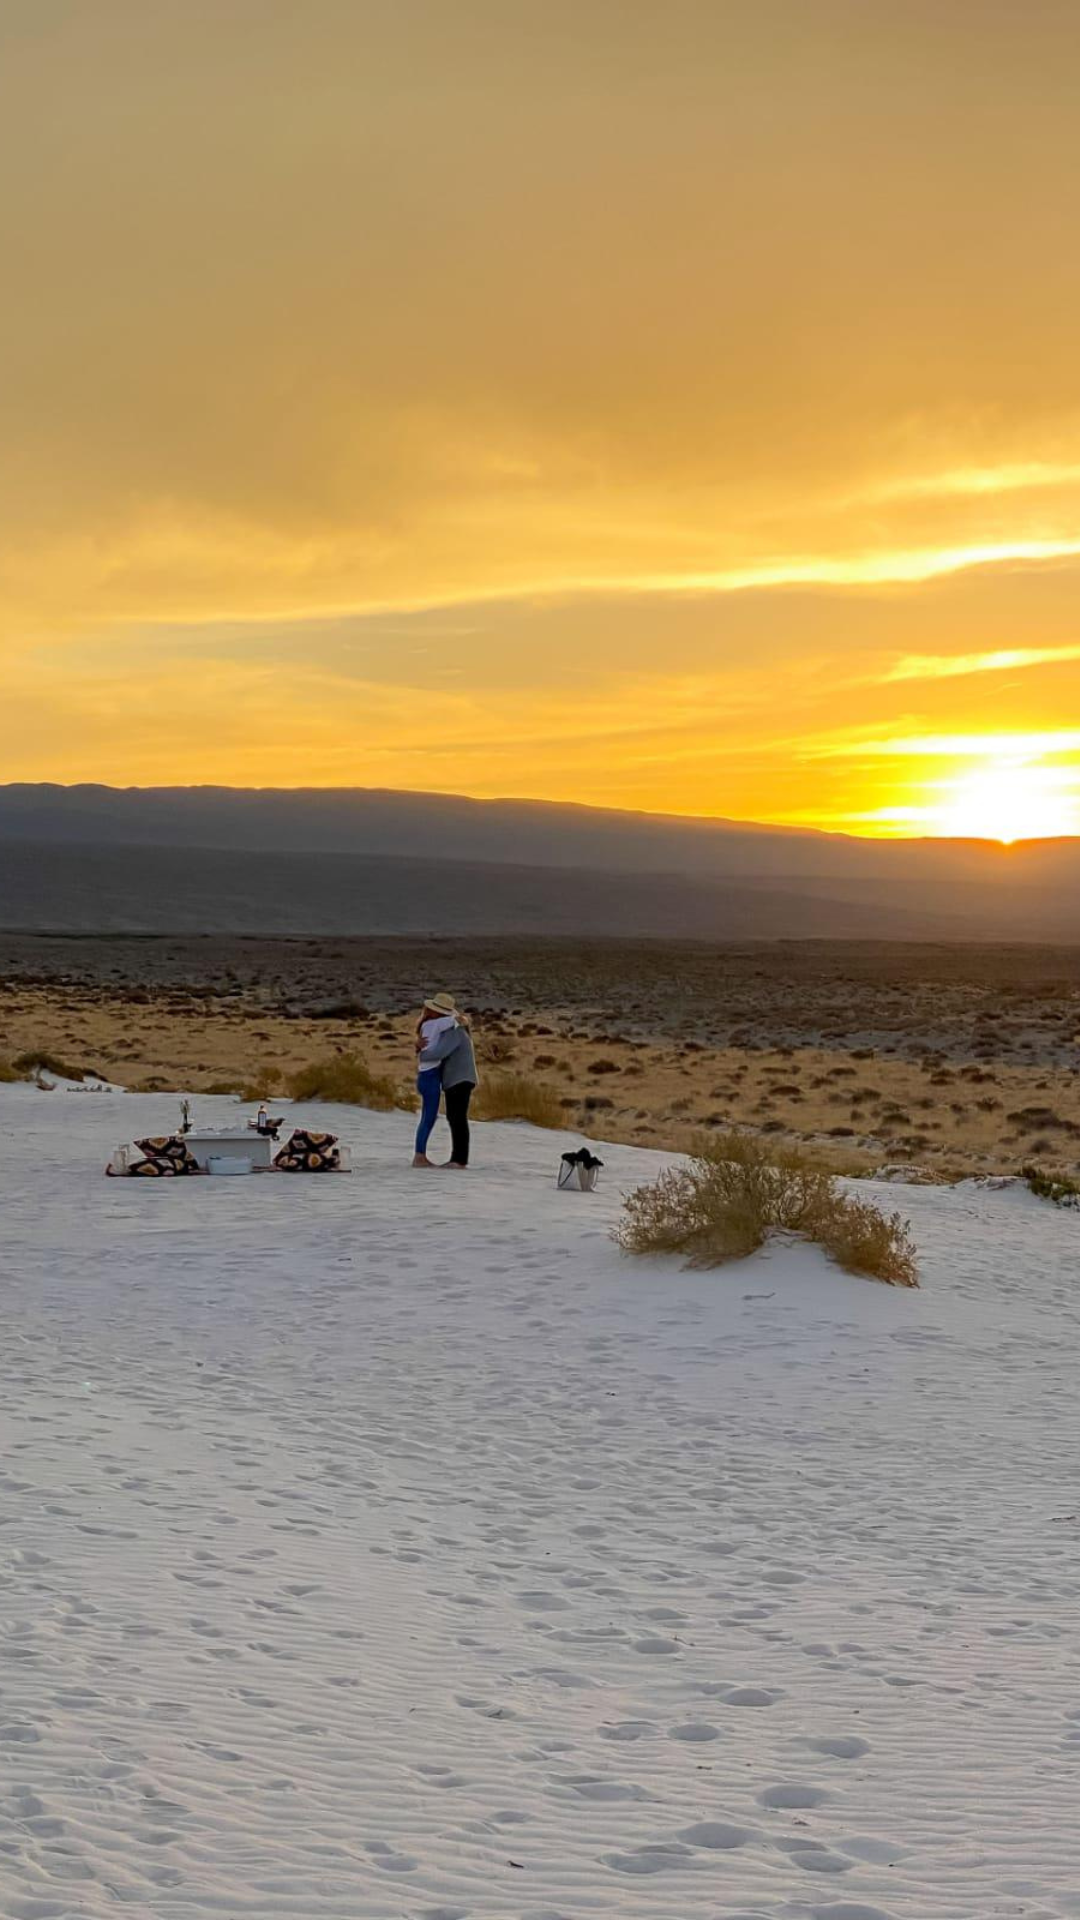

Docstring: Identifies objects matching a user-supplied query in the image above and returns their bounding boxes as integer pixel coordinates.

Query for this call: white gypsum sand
[1,1084,1078,1919]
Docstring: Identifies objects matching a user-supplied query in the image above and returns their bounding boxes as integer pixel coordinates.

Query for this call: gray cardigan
[423,1022,479,1089]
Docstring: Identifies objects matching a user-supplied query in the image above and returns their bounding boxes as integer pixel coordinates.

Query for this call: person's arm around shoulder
[423,1022,464,1066]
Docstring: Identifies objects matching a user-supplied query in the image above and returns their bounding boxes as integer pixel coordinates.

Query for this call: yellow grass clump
[238,1066,283,1102]
[0,1057,20,1083]
[11,1049,86,1082]
[287,1052,415,1112]
[616,1131,918,1287]
[473,1072,563,1129]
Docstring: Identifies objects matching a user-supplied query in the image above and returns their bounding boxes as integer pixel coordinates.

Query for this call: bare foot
[443,1161,469,1171]
[412,1154,435,1168]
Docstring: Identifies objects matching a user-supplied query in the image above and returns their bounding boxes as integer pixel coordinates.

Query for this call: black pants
[444,1081,475,1166]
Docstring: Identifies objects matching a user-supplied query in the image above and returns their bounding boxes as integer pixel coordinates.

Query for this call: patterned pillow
[274,1128,340,1172]
[130,1135,202,1175]
[127,1153,201,1177]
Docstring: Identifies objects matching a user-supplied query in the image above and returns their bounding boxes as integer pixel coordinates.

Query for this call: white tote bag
[558,1151,602,1192]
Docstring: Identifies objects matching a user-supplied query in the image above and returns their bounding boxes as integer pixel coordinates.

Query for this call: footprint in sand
[809,1907,896,1920]
[604,1843,694,1874]
[678,1820,753,1849]
[366,1840,418,1871]
[786,1846,852,1875]
[758,1781,830,1808]
[803,1734,870,1760]
[566,1776,650,1802]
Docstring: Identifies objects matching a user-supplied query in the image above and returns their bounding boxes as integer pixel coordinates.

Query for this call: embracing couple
[412,992,479,1170]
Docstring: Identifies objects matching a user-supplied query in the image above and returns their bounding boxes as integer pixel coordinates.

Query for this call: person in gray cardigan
[419,1002,479,1169]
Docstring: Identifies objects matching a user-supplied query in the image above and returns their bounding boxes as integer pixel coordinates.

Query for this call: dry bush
[1023,1164,1080,1207]
[473,1072,562,1129]
[815,1191,919,1285]
[616,1131,917,1287]
[238,1065,283,1102]
[0,1057,19,1083]
[11,1049,86,1082]
[480,1035,517,1066]
[287,1053,414,1111]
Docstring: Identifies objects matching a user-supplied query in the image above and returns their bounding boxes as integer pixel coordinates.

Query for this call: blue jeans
[415,1069,442,1155]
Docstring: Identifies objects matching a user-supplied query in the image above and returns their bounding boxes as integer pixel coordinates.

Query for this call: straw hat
[425,991,460,1016]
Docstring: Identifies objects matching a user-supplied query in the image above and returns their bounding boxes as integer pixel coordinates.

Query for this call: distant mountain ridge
[1,782,1077,876]
[0,785,1077,941]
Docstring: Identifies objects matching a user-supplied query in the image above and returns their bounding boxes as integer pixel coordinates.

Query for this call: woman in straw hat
[412,992,457,1167]
[413,992,479,1170]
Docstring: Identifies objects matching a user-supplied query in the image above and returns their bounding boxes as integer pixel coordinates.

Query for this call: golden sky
[2,0,1080,836]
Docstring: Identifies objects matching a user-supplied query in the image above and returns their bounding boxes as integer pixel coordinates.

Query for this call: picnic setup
[103,1099,604,1189]
[105,1102,350,1177]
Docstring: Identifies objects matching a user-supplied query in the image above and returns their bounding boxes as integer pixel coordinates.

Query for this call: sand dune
[2,1085,1079,1915]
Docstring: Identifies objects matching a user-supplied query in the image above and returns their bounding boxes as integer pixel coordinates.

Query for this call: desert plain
[2,933,1078,1179]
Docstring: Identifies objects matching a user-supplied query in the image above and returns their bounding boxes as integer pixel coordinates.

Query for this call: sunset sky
[2,0,1079,836]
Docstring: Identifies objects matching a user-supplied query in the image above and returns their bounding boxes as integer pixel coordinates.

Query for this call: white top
[418,1014,456,1070]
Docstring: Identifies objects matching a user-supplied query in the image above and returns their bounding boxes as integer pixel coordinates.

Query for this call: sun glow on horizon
[887,760,1080,844]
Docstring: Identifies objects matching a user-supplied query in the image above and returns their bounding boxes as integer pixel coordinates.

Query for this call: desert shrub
[1022,1164,1080,1208]
[238,1066,283,1101]
[472,1073,562,1129]
[0,1057,20,1082]
[287,1053,414,1111]
[11,1049,85,1082]
[481,1035,517,1066]
[615,1132,917,1286]
[814,1191,919,1285]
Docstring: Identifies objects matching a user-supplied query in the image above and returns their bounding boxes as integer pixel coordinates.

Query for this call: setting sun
[933,761,1080,844]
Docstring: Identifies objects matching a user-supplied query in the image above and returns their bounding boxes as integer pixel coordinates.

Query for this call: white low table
[184,1128,276,1172]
